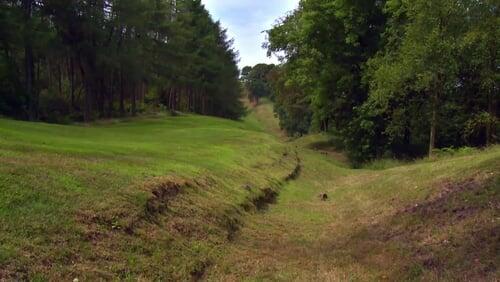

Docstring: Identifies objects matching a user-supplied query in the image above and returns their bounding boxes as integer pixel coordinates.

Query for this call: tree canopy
[0,0,244,122]
[241,63,275,104]
[267,0,498,164]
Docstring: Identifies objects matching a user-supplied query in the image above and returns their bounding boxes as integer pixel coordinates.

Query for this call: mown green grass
[207,103,500,281]
[1,104,499,281]
[0,113,295,280]
[209,143,500,281]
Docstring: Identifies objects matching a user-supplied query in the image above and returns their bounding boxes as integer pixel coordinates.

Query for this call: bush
[38,90,72,124]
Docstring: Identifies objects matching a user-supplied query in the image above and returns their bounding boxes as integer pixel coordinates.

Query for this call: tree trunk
[486,91,497,146]
[201,92,206,115]
[193,88,197,113]
[187,87,191,112]
[175,89,179,111]
[168,87,173,110]
[120,70,125,116]
[171,89,175,111]
[108,74,115,118]
[429,91,438,157]
[69,56,75,111]
[79,61,91,122]
[23,0,36,120]
[98,78,105,117]
[486,38,498,146]
[58,63,62,96]
[140,82,145,110]
[131,84,137,116]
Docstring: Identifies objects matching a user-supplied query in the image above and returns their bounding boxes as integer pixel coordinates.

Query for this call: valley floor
[209,144,499,281]
[0,103,498,281]
[207,103,500,281]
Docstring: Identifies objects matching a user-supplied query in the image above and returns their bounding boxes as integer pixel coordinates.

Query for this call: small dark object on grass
[320,193,328,201]
[242,184,252,191]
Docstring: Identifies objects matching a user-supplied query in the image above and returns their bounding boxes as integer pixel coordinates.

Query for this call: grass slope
[0,113,297,280]
[1,104,499,281]
[207,103,500,281]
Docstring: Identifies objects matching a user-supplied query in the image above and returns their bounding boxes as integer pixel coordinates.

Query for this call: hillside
[0,105,499,281]
[0,112,298,280]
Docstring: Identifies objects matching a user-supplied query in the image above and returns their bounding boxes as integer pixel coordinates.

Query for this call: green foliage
[38,89,72,124]
[464,112,498,141]
[0,0,244,122]
[267,0,499,163]
[0,91,498,280]
[242,64,276,103]
[267,65,312,136]
[267,0,386,145]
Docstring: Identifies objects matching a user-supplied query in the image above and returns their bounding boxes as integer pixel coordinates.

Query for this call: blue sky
[202,0,299,69]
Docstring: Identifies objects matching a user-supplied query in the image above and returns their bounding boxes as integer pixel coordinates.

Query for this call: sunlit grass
[207,104,500,281]
[0,113,292,279]
[1,105,498,280]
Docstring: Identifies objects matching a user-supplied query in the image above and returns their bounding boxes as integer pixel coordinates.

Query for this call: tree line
[240,64,275,105]
[265,0,498,164]
[0,0,244,123]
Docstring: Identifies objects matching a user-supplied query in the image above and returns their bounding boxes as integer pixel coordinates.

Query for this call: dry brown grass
[206,144,500,281]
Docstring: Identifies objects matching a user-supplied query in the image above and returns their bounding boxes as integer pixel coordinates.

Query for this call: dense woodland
[241,63,275,104]
[260,0,498,164]
[1,0,498,164]
[0,0,244,122]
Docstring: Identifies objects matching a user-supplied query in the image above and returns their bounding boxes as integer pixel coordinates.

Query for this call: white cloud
[201,0,299,68]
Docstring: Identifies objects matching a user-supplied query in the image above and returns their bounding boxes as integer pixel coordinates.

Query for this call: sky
[201,0,299,69]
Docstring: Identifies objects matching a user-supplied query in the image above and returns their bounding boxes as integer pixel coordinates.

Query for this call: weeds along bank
[0,114,297,280]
